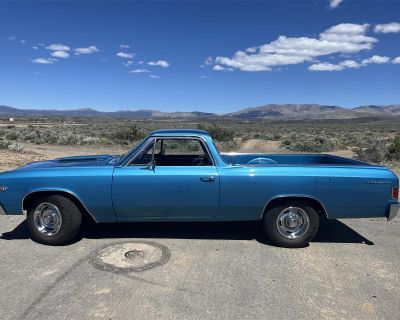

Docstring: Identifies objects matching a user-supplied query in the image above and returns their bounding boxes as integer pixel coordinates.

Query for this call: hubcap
[33,202,62,236]
[276,206,309,239]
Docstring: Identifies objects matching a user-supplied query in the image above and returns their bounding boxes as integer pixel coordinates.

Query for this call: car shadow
[1,218,374,246]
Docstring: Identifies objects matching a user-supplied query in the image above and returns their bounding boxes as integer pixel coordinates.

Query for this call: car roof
[149,129,211,137]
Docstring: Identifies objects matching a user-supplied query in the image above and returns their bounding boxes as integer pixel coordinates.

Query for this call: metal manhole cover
[92,241,170,272]
[125,250,144,259]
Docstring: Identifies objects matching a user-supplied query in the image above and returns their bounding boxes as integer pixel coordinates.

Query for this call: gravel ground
[1,215,399,320]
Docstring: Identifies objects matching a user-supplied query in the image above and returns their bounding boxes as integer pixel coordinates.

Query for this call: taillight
[393,187,399,199]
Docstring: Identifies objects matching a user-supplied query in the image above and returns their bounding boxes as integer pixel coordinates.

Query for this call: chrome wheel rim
[276,206,309,239]
[33,202,62,236]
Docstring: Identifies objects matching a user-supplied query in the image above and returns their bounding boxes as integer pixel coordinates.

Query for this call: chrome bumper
[388,203,400,221]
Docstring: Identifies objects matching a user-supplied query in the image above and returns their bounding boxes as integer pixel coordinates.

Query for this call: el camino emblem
[366,181,391,184]
[0,186,8,191]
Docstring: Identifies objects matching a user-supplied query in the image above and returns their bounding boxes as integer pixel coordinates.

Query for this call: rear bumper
[388,203,400,221]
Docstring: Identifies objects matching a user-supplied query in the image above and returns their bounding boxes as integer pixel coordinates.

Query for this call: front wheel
[262,201,320,248]
[27,195,82,245]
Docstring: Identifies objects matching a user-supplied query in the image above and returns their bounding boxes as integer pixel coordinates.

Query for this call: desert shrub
[272,133,282,140]
[5,131,19,140]
[7,142,24,152]
[42,132,58,144]
[387,135,400,161]
[111,125,145,143]
[0,139,11,149]
[57,133,80,145]
[197,124,234,142]
[354,140,388,163]
[283,134,335,152]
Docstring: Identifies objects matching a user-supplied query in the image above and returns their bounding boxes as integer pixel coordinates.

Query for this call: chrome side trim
[388,203,399,221]
[21,189,99,223]
[261,195,329,219]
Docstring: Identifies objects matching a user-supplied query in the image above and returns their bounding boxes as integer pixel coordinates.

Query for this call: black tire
[262,200,320,248]
[27,195,82,245]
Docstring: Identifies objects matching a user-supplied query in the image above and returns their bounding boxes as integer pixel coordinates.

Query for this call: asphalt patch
[91,241,171,272]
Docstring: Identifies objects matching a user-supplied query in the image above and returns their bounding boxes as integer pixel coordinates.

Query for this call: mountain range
[0,104,399,121]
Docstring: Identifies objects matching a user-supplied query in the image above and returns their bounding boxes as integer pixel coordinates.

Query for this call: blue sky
[0,0,399,113]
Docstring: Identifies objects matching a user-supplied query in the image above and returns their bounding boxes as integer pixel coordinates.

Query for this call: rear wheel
[27,195,82,245]
[262,200,320,248]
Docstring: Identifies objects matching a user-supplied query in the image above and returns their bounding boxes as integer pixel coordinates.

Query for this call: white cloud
[20,40,26,44]
[6,35,15,40]
[116,52,134,59]
[122,60,134,67]
[393,57,400,64]
[50,50,70,58]
[32,58,56,64]
[374,22,400,34]
[329,0,343,9]
[147,60,170,67]
[32,46,39,50]
[362,55,390,64]
[339,60,362,68]
[119,44,130,48]
[149,75,160,79]
[46,43,70,51]
[309,59,361,71]
[199,75,211,79]
[214,23,376,72]
[204,56,213,65]
[309,62,343,71]
[129,68,150,73]
[74,45,99,55]
[213,65,234,71]
[309,56,391,71]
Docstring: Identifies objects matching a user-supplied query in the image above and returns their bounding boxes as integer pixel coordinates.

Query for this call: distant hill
[0,106,217,120]
[108,109,217,119]
[226,104,356,120]
[0,104,399,121]
[353,105,400,116]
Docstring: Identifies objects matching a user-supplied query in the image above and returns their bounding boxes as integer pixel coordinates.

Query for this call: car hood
[16,154,118,170]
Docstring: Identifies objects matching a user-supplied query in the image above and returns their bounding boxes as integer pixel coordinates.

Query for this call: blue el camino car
[0,129,399,247]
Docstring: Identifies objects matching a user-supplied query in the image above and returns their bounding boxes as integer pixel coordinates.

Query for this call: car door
[112,137,220,221]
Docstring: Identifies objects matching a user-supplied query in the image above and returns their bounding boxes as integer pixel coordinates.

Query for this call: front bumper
[388,203,400,221]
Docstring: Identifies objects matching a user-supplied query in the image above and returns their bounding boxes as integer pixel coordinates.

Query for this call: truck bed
[221,153,375,166]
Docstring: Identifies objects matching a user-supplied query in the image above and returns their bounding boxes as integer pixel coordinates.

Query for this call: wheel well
[23,191,96,223]
[262,197,327,219]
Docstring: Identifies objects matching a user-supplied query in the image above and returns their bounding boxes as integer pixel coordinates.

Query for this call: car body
[0,129,399,247]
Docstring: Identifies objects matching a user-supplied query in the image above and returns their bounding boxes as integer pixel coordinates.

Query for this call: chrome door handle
[200,176,215,182]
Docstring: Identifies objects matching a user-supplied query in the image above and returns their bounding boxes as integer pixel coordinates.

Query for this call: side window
[128,138,213,166]
[163,139,203,155]
[154,138,213,166]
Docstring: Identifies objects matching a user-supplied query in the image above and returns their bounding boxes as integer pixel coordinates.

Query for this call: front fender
[0,167,115,222]
[22,188,100,222]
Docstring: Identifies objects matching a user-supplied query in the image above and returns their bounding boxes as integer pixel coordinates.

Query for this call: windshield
[116,137,150,166]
